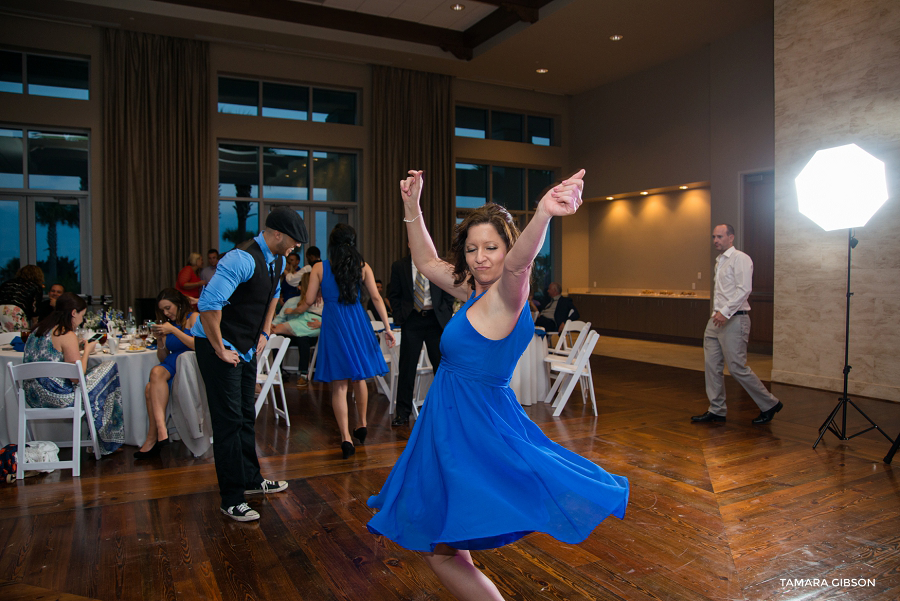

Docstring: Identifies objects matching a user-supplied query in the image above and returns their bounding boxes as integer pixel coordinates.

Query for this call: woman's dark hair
[328,223,364,304]
[33,292,86,337]
[16,264,44,286]
[448,203,522,289]
[155,287,192,327]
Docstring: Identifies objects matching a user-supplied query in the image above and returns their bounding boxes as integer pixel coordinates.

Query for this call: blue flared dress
[367,290,629,551]
[313,260,388,382]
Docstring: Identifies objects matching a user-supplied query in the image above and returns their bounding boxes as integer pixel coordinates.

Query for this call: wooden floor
[2,356,899,601]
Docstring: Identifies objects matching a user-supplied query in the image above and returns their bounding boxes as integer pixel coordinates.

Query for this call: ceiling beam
[157,0,469,56]
[474,1,547,24]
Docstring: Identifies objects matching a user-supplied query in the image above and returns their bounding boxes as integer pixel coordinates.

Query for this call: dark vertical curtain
[369,66,453,283]
[101,29,212,310]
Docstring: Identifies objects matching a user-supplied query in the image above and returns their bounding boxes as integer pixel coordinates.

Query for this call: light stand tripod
[813,229,896,450]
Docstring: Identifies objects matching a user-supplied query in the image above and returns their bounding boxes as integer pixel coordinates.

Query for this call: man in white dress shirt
[692,224,783,424]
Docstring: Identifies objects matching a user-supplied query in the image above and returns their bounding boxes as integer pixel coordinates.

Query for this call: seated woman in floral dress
[23,292,124,455]
[272,272,322,385]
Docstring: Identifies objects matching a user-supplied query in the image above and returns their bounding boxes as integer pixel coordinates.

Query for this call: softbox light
[795,143,888,231]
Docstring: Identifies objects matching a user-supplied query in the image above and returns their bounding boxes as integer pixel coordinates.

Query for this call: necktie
[414,270,427,311]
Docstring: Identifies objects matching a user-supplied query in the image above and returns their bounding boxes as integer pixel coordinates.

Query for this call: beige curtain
[101,29,213,311]
[369,66,453,282]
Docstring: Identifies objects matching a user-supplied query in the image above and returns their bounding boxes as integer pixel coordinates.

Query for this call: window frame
[0,48,90,100]
[454,105,557,146]
[217,140,361,253]
[217,75,361,125]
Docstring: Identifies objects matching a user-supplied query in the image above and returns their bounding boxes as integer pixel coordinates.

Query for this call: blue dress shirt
[191,231,283,361]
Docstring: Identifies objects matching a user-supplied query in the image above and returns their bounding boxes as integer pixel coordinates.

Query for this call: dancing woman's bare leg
[423,545,505,601]
[351,379,368,429]
[331,379,351,442]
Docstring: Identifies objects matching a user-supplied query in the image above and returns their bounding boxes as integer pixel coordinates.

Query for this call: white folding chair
[0,331,20,345]
[411,343,434,420]
[254,335,291,425]
[308,341,318,381]
[544,330,600,417]
[367,309,377,321]
[375,329,400,412]
[8,361,101,478]
[547,320,589,359]
[544,321,590,382]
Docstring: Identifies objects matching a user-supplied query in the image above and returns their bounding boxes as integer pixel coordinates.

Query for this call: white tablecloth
[510,331,551,405]
[1,347,208,454]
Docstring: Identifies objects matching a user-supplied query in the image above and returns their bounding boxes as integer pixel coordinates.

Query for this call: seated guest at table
[534,281,580,334]
[37,283,65,322]
[135,288,197,459]
[297,245,321,277]
[280,251,303,303]
[272,272,322,385]
[366,278,392,318]
[23,292,124,455]
[0,264,44,332]
[199,249,219,285]
[176,252,206,303]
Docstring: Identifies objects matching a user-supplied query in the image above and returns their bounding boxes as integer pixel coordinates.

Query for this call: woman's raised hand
[400,170,424,209]
[538,169,585,218]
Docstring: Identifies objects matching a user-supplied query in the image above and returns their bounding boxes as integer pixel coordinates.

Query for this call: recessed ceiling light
[536,68,549,74]
[679,185,688,190]
[606,196,614,200]
[451,3,465,10]
[609,34,623,41]
[640,191,649,195]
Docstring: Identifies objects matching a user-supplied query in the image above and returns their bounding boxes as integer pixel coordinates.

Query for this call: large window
[455,163,556,290]
[455,106,555,146]
[0,50,89,100]
[218,142,358,258]
[0,126,90,293]
[218,76,359,125]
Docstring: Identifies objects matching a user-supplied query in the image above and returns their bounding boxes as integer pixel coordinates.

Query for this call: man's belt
[733,310,748,315]
[414,308,434,316]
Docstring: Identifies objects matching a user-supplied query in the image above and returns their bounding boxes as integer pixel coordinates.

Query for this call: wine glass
[139,325,150,343]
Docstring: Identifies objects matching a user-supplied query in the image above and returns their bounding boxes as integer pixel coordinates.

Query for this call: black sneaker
[221,503,260,522]
[245,479,288,495]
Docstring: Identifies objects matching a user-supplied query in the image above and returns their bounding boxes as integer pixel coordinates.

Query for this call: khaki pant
[703,314,778,416]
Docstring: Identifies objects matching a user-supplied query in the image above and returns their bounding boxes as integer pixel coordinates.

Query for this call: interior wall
[587,189,711,290]
[568,21,774,295]
[568,48,711,200]
[772,0,900,402]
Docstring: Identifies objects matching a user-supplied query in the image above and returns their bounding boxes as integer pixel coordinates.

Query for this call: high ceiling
[1,0,773,95]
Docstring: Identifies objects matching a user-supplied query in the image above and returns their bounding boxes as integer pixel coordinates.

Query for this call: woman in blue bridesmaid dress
[367,169,629,601]
[304,223,395,459]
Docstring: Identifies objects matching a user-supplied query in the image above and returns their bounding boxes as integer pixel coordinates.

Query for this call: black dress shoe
[133,438,170,459]
[691,412,726,423]
[353,427,367,444]
[391,415,409,427]
[752,401,783,424]
[341,441,355,459]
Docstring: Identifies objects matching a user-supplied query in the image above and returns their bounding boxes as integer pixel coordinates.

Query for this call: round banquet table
[2,346,159,448]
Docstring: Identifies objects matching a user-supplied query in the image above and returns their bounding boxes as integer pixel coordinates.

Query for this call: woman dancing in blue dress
[367,169,629,600]
[304,223,395,459]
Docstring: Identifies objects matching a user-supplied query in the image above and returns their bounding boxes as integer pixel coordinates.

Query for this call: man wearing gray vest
[193,209,307,521]
[692,223,783,425]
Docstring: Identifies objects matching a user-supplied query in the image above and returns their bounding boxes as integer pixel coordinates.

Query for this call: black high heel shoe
[353,427,367,444]
[341,441,355,459]
[134,438,169,460]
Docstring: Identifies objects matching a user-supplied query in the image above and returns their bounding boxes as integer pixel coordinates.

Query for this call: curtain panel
[369,66,453,283]
[101,29,212,311]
